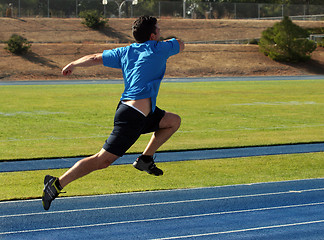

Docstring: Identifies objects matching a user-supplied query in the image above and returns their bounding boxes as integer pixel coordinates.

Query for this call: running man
[42,16,185,210]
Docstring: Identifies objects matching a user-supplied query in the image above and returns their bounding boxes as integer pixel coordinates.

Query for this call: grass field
[1,79,323,160]
[0,79,323,201]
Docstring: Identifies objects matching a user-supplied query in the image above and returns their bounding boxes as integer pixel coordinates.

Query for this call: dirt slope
[0,17,323,80]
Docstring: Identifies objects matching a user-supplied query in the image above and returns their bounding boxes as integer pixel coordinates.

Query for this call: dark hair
[132,16,157,43]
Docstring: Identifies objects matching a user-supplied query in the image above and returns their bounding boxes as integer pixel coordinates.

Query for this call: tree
[259,16,316,62]
[5,34,31,55]
[79,10,108,30]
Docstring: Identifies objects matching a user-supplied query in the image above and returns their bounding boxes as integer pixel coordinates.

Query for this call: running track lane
[0,178,323,239]
[1,75,324,86]
[1,142,324,172]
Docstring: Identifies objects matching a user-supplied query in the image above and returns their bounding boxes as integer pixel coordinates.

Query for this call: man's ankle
[55,179,63,191]
[139,155,154,163]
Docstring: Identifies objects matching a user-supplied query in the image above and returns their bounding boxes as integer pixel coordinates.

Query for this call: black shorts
[102,102,165,156]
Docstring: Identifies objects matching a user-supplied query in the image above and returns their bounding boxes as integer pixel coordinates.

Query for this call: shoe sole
[133,162,163,176]
[42,175,58,211]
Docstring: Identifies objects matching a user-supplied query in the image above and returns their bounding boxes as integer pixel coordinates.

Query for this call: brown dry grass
[0,17,323,81]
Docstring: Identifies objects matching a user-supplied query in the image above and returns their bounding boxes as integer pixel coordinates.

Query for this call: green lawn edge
[1,152,323,202]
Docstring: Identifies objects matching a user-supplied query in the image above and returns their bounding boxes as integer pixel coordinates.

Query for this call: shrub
[259,16,316,62]
[248,38,259,45]
[318,39,324,48]
[5,34,31,55]
[306,27,324,35]
[79,10,107,30]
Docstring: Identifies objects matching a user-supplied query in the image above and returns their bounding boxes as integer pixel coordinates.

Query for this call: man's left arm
[62,53,103,76]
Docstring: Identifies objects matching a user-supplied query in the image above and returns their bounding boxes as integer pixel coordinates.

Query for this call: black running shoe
[133,155,163,176]
[42,175,61,210]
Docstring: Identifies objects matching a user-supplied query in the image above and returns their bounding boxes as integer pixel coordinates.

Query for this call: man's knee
[160,112,181,130]
[95,149,119,169]
[173,114,181,130]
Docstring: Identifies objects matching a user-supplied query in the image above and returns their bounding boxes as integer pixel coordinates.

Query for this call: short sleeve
[102,48,124,69]
[159,38,180,58]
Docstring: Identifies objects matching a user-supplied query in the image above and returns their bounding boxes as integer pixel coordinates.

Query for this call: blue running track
[1,178,323,239]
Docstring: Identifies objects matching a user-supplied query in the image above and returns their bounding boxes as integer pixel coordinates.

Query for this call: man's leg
[59,148,119,188]
[42,149,118,210]
[142,112,181,156]
[133,112,181,176]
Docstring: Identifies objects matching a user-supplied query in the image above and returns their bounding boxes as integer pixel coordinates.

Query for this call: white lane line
[2,178,323,204]
[0,135,108,142]
[1,188,324,218]
[177,124,324,133]
[231,101,319,106]
[2,124,323,142]
[0,111,66,116]
[152,219,324,240]
[1,202,324,236]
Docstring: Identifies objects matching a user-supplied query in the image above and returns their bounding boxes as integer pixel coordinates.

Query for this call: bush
[5,34,31,55]
[248,38,259,45]
[318,39,324,48]
[259,16,316,62]
[306,27,324,35]
[79,10,107,30]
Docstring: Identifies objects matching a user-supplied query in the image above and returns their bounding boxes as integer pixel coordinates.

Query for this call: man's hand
[177,39,185,52]
[62,63,74,76]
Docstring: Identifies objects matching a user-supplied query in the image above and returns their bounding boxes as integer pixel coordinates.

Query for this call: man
[42,16,185,210]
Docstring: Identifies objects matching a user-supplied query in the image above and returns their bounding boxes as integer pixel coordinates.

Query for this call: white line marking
[2,125,324,142]
[152,220,324,240]
[1,202,323,236]
[0,135,108,142]
[0,186,323,219]
[57,119,111,128]
[1,178,323,205]
[231,101,319,106]
[0,111,66,116]
[1,188,324,218]
[178,124,324,133]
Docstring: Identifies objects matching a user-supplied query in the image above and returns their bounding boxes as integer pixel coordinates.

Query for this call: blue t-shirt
[102,38,180,112]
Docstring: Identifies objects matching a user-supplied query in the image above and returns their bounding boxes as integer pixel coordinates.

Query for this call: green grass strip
[1,152,323,201]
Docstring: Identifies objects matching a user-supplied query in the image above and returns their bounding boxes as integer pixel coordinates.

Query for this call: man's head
[132,16,160,43]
